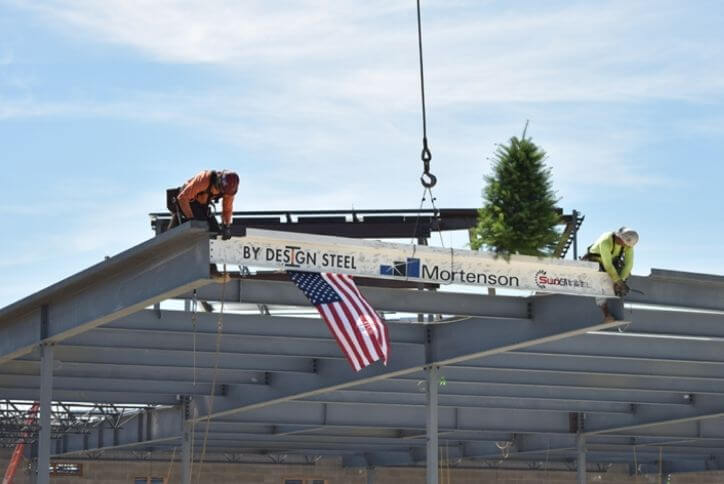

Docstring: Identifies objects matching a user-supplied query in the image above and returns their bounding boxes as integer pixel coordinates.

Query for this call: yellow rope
[445,441,451,484]
[633,445,639,483]
[195,265,228,484]
[165,446,177,482]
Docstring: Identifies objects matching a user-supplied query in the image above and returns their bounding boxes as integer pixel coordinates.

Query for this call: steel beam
[462,348,724,383]
[621,307,724,338]
[55,296,622,455]
[0,374,224,397]
[203,412,724,442]
[39,344,320,373]
[297,389,643,414]
[191,294,623,421]
[181,279,529,319]
[341,448,724,472]
[0,222,212,364]
[515,332,724,368]
[187,269,724,313]
[421,363,724,396]
[103,310,422,343]
[37,309,724,384]
[627,270,724,311]
[584,394,724,436]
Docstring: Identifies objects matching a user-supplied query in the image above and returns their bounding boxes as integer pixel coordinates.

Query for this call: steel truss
[0,401,151,447]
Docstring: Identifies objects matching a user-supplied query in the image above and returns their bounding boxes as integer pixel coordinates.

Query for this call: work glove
[613,280,630,297]
[220,224,232,240]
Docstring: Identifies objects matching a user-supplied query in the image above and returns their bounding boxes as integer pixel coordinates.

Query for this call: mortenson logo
[535,270,590,290]
[380,257,420,278]
[380,258,519,287]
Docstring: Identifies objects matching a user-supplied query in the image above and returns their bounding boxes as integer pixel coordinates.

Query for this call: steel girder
[0,222,213,364]
[180,278,529,318]
[626,269,724,311]
[186,269,724,313]
[2,224,724,476]
[51,294,623,455]
[4,306,724,408]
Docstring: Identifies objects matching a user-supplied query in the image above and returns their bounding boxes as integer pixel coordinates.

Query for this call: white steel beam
[209,229,615,297]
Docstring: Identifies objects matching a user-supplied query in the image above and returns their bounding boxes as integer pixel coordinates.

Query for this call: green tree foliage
[470,134,561,257]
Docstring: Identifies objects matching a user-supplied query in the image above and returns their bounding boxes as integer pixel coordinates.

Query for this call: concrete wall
[3,449,724,484]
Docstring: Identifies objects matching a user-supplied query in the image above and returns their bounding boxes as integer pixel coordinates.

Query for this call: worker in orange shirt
[167,170,239,239]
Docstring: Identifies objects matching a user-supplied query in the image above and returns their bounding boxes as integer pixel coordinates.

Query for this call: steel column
[37,343,54,484]
[576,432,586,484]
[367,466,375,484]
[181,421,192,484]
[426,365,439,484]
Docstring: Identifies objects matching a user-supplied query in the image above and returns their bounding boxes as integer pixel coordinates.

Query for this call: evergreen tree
[470,132,561,257]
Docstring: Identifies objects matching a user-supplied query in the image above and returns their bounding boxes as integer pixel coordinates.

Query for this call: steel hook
[420,171,437,188]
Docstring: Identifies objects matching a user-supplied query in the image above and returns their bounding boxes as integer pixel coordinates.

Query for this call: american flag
[288,271,389,371]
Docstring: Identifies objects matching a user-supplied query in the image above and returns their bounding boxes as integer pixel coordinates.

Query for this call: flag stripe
[330,273,383,360]
[329,301,372,367]
[330,299,376,365]
[335,274,387,363]
[317,303,362,371]
[334,274,382,342]
[325,273,381,362]
[324,302,368,369]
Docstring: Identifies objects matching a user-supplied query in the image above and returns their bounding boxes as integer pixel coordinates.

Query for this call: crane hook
[420,137,436,188]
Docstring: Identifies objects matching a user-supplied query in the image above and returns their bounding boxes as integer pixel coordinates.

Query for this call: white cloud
[12,0,724,103]
[2,0,718,200]
[13,0,411,63]
[2,0,723,305]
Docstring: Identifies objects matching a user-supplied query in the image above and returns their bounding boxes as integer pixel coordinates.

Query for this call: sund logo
[535,270,589,289]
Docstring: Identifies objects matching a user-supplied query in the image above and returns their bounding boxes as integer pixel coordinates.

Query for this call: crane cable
[416,0,436,189]
[410,0,444,251]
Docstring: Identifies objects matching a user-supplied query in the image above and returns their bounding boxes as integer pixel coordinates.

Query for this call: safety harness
[166,170,224,225]
[583,233,625,272]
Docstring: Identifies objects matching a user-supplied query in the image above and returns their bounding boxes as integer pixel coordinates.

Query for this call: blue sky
[1,0,723,306]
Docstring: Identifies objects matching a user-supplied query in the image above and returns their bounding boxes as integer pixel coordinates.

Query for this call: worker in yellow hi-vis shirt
[582,227,639,321]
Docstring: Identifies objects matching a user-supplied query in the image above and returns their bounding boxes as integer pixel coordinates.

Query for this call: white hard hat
[615,227,639,247]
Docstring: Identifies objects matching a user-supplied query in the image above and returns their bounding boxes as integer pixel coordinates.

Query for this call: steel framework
[0,401,154,447]
[1,219,724,483]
